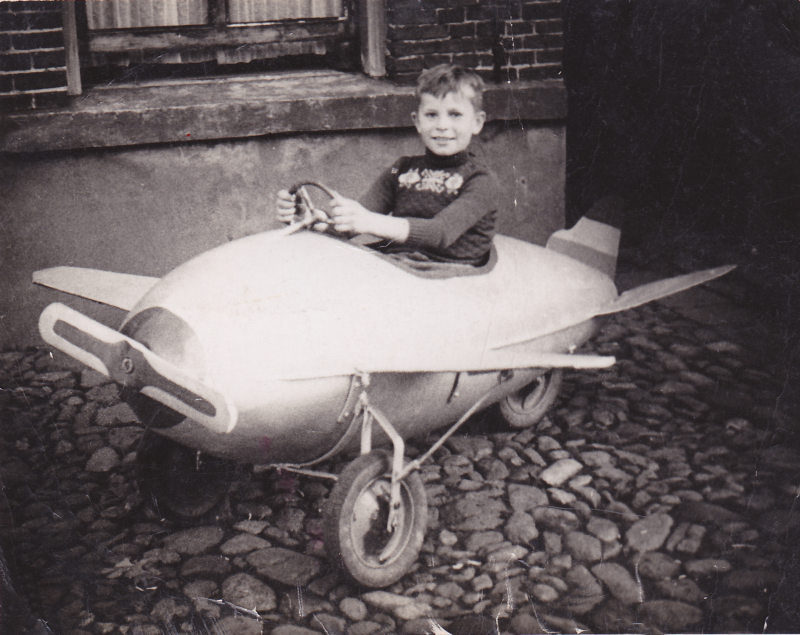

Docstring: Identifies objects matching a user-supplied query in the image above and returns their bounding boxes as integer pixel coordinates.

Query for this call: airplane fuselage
[116,230,612,464]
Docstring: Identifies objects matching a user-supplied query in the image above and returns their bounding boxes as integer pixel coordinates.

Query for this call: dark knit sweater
[359,148,499,263]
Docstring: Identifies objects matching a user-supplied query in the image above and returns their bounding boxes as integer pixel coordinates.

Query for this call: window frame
[66,0,385,83]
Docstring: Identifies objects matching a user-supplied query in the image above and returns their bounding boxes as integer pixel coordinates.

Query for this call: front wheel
[135,429,237,521]
[323,450,427,588]
[499,370,563,428]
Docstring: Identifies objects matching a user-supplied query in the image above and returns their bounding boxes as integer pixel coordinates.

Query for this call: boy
[277,64,499,267]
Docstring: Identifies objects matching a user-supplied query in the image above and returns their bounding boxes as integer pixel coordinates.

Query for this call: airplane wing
[594,264,736,316]
[490,264,736,355]
[33,267,159,312]
[39,302,237,434]
[484,351,616,369]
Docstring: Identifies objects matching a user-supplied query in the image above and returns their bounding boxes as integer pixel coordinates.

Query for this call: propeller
[39,303,237,434]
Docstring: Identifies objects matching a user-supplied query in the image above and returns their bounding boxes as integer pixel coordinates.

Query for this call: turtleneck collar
[425,148,470,169]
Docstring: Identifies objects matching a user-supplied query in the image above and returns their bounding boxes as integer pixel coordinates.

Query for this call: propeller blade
[39,303,237,433]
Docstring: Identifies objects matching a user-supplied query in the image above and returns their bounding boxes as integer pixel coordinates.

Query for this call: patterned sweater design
[359,149,499,263]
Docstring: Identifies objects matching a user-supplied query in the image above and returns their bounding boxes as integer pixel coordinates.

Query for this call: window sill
[0,70,565,154]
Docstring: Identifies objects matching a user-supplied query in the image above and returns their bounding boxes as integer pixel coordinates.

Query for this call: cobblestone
[1,288,799,633]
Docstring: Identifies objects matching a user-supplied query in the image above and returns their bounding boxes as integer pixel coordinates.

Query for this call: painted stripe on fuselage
[546,217,621,278]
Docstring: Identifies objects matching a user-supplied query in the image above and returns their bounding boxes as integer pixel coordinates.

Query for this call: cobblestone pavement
[1,263,799,635]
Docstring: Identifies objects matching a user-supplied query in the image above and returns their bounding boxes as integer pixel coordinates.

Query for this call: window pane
[228,0,343,24]
[86,0,209,29]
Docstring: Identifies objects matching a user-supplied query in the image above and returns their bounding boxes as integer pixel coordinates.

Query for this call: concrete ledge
[0,70,566,153]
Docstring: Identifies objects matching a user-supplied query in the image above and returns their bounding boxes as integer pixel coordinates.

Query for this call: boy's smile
[412,89,486,157]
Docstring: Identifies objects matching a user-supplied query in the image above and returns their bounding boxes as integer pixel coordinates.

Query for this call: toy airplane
[34,184,733,587]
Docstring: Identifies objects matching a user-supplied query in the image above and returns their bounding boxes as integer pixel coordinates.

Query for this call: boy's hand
[330,190,410,242]
[276,189,297,225]
[277,186,330,231]
[278,186,409,241]
[328,192,374,235]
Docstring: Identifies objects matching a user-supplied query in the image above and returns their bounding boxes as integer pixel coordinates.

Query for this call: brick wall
[385,0,563,84]
[0,1,563,113]
[0,1,67,112]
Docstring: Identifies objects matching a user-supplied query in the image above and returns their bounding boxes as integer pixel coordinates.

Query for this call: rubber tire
[323,450,427,588]
[135,430,235,520]
[499,369,563,428]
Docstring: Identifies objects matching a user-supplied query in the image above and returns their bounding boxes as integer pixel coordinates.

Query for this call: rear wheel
[499,370,563,428]
[135,429,236,520]
[323,450,427,588]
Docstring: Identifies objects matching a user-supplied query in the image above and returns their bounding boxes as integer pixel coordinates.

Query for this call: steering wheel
[288,182,338,231]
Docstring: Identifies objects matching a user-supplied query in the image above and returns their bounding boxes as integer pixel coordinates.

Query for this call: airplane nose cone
[119,307,208,429]
[121,306,206,378]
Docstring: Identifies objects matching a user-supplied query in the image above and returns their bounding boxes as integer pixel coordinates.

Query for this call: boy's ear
[473,110,486,134]
[411,110,421,132]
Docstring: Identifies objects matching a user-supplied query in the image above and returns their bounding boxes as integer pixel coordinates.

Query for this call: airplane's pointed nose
[121,306,206,380]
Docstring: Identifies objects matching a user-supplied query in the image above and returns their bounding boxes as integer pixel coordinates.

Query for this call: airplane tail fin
[546,196,624,278]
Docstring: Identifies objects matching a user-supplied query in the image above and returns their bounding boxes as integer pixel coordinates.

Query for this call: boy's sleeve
[358,159,403,215]
[405,171,499,250]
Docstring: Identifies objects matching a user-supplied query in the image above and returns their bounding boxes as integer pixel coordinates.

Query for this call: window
[76,0,361,81]
[85,0,344,28]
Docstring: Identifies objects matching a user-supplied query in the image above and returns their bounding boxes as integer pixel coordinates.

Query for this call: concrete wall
[0,119,564,349]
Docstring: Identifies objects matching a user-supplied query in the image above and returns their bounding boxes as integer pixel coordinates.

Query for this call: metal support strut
[353,376,406,536]
[353,373,501,539]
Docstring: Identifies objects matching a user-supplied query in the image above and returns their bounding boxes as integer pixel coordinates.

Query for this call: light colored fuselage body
[121,231,612,464]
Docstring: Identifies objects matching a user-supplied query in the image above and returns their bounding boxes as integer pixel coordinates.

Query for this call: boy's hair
[416,64,485,111]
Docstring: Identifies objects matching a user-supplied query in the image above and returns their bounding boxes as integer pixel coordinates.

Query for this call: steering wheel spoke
[289,182,337,230]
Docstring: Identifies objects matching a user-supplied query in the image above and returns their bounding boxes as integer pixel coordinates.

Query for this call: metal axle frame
[276,370,512,534]
[353,373,502,533]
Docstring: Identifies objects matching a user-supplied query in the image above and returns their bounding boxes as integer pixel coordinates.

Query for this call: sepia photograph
[1,1,799,633]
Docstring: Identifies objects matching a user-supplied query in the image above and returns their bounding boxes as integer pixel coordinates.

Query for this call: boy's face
[412,88,486,156]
